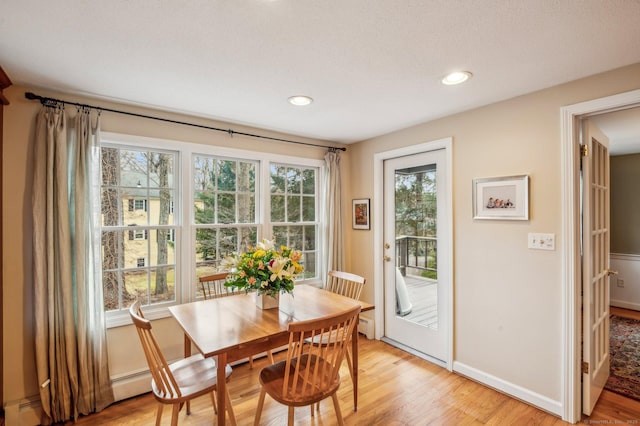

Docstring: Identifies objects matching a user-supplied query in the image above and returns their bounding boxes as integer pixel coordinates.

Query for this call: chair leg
[186,400,191,415]
[288,406,294,426]
[331,393,345,426]
[267,350,275,364]
[254,388,267,426]
[155,403,163,426]
[225,387,237,426]
[249,355,254,369]
[210,390,218,414]
[171,403,180,426]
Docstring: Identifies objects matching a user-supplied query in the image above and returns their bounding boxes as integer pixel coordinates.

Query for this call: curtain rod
[24,91,347,152]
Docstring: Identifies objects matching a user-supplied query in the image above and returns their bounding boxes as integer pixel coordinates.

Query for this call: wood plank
[60,336,640,425]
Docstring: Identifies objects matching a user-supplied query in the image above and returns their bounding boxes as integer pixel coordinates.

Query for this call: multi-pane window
[270,164,319,279]
[99,136,324,321]
[101,146,178,312]
[193,155,258,277]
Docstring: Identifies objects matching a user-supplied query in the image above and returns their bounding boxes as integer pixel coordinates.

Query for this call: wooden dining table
[169,284,374,426]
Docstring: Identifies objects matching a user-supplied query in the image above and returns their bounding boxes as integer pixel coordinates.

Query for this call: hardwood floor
[63,330,640,425]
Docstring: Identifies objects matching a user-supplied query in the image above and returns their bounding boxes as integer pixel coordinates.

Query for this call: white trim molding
[373,137,453,371]
[453,361,563,417]
[560,89,640,423]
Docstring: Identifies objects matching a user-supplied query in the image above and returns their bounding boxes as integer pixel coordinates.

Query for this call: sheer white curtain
[33,106,113,424]
[323,150,345,276]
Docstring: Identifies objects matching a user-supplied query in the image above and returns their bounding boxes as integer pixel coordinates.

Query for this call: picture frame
[472,175,529,220]
[352,198,371,230]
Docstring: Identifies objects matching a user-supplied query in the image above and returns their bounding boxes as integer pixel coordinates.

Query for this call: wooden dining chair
[198,272,275,367]
[253,305,361,426]
[129,301,237,426]
[323,270,366,380]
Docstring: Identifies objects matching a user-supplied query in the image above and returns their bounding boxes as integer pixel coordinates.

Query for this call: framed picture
[352,198,371,230]
[473,175,529,220]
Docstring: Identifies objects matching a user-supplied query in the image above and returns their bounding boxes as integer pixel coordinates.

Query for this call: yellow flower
[253,249,266,259]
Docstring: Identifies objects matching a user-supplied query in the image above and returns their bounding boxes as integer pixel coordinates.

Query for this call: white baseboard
[453,361,563,417]
[611,299,640,311]
[4,395,41,426]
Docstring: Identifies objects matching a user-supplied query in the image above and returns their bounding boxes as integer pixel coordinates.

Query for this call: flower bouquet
[223,239,303,298]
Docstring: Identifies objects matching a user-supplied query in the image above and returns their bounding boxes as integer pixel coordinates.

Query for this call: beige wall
[1,84,337,420]
[611,154,640,254]
[346,63,640,404]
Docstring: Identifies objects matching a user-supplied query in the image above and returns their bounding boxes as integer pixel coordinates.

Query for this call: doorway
[560,89,640,423]
[373,138,453,369]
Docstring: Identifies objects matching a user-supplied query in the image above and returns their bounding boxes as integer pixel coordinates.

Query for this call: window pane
[195,228,217,263]
[101,147,119,186]
[271,195,285,222]
[148,152,174,189]
[124,269,149,305]
[217,193,236,224]
[302,196,315,222]
[219,228,238,257]
[288,225,303,251]
[102,270,121,311]
[217,160,236,191]
[272,226,288,248]
[194,156,215,191]
[286,167,301,194]
[150,266,176,304]
[240,227,257,252]
[270,164,286,193]
[148,189,174,226]
[238,193,255,223]
[287,195,301,222]
[304,225,316,250]
[194,191,215,224]
[238,161,255,192]
[151,229,176,267]
[302,252,316,279]
[101,188,121,226]
[120,149,148,187]
[302,169,315,194]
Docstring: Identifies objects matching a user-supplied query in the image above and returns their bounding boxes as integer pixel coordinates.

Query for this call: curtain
[324,150,345,276]
[33,106,114,424]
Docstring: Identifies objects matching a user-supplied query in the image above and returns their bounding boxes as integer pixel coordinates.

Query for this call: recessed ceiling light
[441,71,473,85]
[288,95,313,106]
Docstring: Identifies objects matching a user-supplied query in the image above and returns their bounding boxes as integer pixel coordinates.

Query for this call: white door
[582,119,612,415]
[382,149,449,363]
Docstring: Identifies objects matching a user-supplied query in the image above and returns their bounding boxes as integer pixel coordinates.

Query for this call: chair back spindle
[325,270,366,300]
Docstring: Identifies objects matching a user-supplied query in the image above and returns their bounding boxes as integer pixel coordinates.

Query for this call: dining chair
[199,272,275,367]
[129,301,237,426]
[253,305,361,426]
[323,270,366,380]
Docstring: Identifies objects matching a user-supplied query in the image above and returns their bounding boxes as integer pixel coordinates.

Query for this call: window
[100,133,324,325]
[193,155,258,277]
[101,145,178,313]
[270,164,319,279]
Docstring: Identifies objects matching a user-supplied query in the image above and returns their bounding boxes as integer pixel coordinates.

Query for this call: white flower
[257,238,275,251]
[221,255,238,270]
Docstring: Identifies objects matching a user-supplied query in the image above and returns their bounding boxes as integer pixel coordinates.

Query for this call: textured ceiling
[1,0,640,143]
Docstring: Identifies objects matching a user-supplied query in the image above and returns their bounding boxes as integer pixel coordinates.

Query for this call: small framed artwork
[352,198,371,230]
[473,175,529,220]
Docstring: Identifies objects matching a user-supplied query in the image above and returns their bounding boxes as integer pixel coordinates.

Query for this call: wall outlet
[528,233,555,251]
[617,278,625,288]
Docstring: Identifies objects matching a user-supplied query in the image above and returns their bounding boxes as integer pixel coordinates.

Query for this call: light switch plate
[528,233,555,250]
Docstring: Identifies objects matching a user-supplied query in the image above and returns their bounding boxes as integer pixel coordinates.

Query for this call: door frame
[373,137,453,371]
[560,89,640,423]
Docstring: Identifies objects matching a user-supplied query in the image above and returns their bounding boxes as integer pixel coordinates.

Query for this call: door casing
[560,89,640,423]
[373,137,453,371]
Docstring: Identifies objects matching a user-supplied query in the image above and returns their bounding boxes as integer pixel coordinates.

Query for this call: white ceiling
[1,0,640,144]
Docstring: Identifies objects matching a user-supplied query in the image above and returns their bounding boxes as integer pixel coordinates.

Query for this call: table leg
[184,334,191,413]
[352,314,359,411]
[217,353,227,426]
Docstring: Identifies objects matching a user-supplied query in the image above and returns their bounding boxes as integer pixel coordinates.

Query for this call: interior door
[582,119,612,415]
[382,149,449,363]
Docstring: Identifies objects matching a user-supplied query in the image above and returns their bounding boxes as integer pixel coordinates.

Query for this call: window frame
[101,132,325,328]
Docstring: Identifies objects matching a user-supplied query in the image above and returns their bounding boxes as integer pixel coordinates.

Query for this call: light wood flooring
[63,316,640,426]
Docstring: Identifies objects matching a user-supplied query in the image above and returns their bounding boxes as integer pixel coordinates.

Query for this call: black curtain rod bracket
[25,92,346,152]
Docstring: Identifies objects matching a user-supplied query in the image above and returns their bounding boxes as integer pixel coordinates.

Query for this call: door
[382,149,449,362]
[582,119,612,415]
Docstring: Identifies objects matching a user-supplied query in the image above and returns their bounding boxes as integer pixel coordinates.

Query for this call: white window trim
[102,132,325,328]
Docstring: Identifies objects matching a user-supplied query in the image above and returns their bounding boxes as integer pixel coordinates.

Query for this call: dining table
[169,284,374,426]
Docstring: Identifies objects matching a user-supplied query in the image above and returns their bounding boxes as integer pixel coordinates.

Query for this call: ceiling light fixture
[441,71,473,85]
[288,95,313,106]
